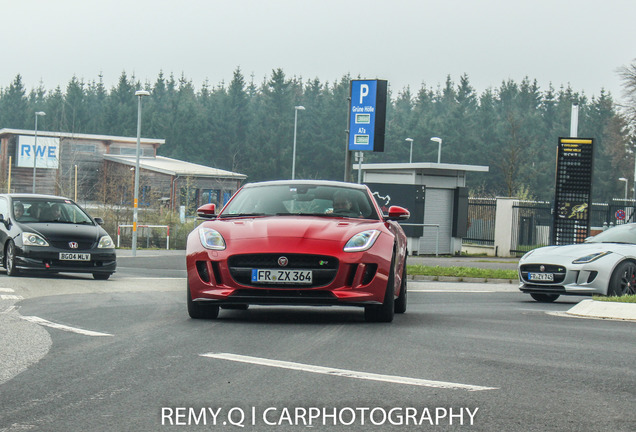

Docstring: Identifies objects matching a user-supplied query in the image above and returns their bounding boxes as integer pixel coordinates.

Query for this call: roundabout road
[0,251,634,431]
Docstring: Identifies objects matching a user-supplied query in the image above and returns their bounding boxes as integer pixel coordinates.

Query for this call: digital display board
[552,138,594,245]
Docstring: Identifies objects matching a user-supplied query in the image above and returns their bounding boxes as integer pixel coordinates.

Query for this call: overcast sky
[2,0,634,102]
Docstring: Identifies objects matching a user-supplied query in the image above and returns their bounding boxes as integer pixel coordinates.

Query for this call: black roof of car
[0,193,74,201]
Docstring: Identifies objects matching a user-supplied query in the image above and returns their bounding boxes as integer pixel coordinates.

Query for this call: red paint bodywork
[186,182,409,309]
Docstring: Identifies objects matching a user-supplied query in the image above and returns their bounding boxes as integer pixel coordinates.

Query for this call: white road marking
[0,288,16,292]
[201,352,497,392]
[20,316,113,337]
[1,305,18,314]
[0,294,23,300]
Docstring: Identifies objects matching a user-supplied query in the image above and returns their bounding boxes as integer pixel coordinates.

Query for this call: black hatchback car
[0,194,116,279]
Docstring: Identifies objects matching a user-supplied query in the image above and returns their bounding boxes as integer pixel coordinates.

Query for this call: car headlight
[22,232,49,247]
[572,251,611,264]
[199,227,226,250]
[344,230,380,252]
[98,235,115,249]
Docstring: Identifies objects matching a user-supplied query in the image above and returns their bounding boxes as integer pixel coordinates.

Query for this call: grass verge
[592,295,636,303]
[407,265,518,280]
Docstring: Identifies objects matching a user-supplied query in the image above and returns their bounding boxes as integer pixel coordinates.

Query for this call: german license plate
[251,269,312,284]
[59,253,90,261]
[528,272,554,281]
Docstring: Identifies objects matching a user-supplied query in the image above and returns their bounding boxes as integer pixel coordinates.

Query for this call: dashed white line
[20,316,113,337]
[0,288,16,292]
[0,294,23,300]
[200,352,497,392]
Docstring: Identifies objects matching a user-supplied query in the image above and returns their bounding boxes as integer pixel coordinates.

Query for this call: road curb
[566,299,636,322]
[409,275,514,284]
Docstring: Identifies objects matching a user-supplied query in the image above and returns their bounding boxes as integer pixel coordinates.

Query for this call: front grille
[520,264,567,284]
[50,240,95,250]
[228,254,338,288]
[228,289,338,304]
[50,259,103,268]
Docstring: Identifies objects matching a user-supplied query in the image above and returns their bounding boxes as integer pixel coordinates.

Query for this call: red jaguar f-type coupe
[186,180,410,322]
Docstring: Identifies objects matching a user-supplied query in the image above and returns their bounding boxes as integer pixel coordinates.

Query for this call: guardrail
[117,224,170,249]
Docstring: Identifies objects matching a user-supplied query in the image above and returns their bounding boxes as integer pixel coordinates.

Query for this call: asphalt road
[0,251,634,431]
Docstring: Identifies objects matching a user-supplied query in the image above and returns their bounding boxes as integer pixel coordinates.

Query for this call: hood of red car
[206,216,381,243]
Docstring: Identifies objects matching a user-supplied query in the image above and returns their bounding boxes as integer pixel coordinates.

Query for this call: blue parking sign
[348,80,387,152]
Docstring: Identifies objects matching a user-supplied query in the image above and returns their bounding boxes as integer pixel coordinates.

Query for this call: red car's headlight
[199,227,226,250]
[344,230,380,252]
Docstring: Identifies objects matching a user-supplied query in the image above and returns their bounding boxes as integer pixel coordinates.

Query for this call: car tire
[394,256,407,314]
[5,241,19,277]
[187,282,219,319]
[365,255,396,323]
[530,293,560,302]
[607,260,636,297]
[93,273,111,280]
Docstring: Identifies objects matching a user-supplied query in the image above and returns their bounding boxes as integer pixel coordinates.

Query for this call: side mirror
[94,217,104,225]
[196,203,217,220]
[385,206,410,222]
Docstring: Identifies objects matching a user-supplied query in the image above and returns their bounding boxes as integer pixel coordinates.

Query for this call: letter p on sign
[359,84,369,104]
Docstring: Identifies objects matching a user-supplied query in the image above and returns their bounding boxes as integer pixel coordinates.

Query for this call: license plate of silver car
[529,272,554,281]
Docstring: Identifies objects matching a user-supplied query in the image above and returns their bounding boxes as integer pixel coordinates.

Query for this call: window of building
[202,189,220,206]
[73,144,96,153]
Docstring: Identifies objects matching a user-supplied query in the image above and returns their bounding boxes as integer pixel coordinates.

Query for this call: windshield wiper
[41,220,92,224]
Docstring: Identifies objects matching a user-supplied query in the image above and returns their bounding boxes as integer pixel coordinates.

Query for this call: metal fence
[464,197,496,246]
[463,198,636,256]
[591,199,636,227]
[510,200,552,255]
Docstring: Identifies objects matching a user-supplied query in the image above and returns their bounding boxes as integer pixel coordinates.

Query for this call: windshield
[12,198,94,224]
[586,223,636,244]
[221,184,379,220]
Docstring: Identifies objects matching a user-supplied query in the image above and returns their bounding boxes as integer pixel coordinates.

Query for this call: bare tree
[618,59,636,130]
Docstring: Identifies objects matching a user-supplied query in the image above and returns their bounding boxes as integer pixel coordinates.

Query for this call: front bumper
[187,246,393,307]
[16,246,117,275]
[518,262,608,296]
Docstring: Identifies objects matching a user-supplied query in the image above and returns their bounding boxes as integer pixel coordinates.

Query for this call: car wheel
[394,256,407,314]
[5,241,19,276]
[187,281,219,319]
[365,255,396,323]
[93,273,111,280]
[530,293,560,302]
[607,260,636,296]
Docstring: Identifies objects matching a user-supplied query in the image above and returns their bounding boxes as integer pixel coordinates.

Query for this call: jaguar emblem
[278,256,288,267]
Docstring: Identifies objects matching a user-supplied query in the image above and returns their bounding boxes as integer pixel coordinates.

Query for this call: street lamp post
[431,137,442,164]
[405,138,414,163]
[292,106,305,180]
[132,90,150,257]
[32,111,46,193]
[619,177,628,201]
